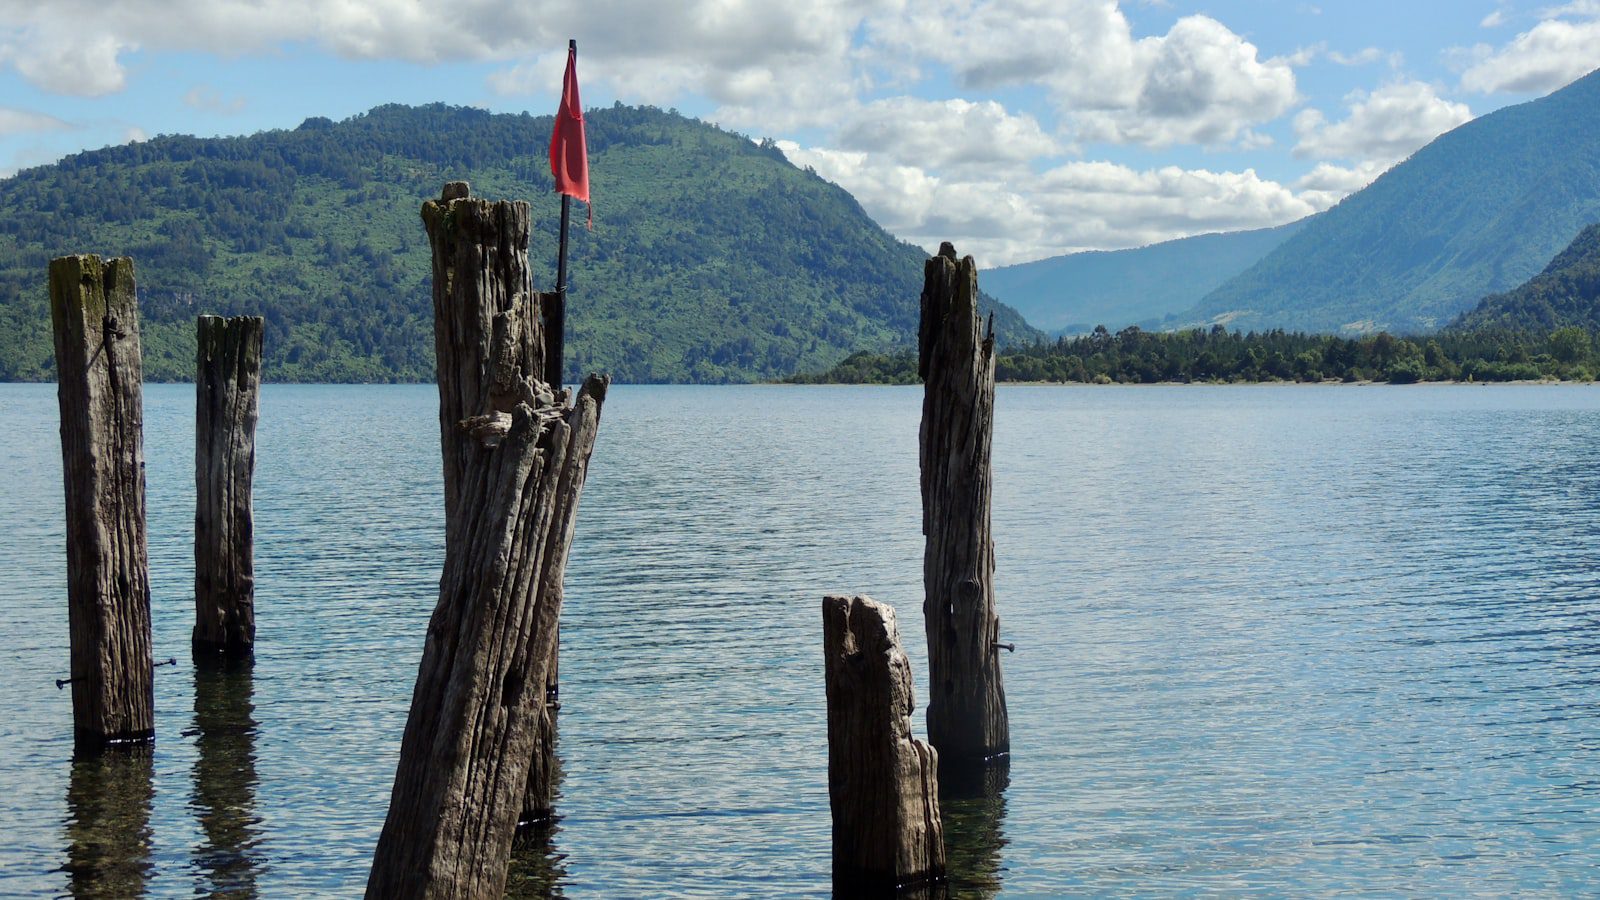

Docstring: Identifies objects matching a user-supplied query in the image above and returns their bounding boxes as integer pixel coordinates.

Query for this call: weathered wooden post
[50,254,155,751]
[366,182,606,899]
[194,315,264,657]
[823,594,946,893]
[919,243,1009,775]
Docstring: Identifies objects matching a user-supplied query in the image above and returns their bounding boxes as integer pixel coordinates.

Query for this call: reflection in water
[63,746,155,898]
[940,758,1010,899]
[190,658,264,897]
[506,720,568,899]
[506,819,570,899]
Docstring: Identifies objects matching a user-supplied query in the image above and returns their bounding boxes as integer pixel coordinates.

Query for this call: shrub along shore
[789,325,1600,385]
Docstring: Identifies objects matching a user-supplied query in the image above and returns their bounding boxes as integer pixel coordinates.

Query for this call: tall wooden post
[50,254,155,751]
[194,315,264,657]
[823,595,945,892]
[919,242,1009,773]
[367,183,606,899]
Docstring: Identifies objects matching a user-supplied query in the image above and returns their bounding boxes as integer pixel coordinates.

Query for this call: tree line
[791,324,1600,385]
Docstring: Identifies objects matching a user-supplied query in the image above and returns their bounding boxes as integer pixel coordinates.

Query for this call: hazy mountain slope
[1187,68,1600,334]
[1453,223,1600,331]
[0,103,1039,383]
[983,221,1305,333]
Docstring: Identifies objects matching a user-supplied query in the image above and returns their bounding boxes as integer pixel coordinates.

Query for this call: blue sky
[1,0,1597,266]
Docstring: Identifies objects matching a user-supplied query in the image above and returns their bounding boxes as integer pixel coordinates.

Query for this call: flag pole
[549,38,576,389]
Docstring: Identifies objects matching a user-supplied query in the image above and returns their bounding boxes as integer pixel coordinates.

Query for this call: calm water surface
[2,383,1599,897]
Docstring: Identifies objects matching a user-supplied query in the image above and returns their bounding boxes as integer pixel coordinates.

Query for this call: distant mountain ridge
[1454,223,1600,331]
[983,221,1305,333]
[0,103,1039,383]
[1186,67,1600,334]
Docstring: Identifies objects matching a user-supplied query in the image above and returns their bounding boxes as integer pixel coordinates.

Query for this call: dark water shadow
[937,757,1010,899]
[62,745,155,899]
[505,719,568,899]
[190,657,264,898]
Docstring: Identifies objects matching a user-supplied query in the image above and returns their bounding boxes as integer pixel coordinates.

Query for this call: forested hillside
[0,103,1037,382]
[1188,68,1600,334]
[983,221,1304,333]
[1454,223,1600,331]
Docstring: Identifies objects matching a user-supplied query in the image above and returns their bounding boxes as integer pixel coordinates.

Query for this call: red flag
[550,43,590,225]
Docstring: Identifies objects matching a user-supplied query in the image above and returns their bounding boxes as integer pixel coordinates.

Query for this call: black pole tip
[569,38,577,50]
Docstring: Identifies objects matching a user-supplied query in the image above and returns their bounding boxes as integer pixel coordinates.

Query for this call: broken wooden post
[366,182,607,899]
[50,254,155,751]
[194,315,264,657]
[824,594,945,892]
[919,242,1010,774]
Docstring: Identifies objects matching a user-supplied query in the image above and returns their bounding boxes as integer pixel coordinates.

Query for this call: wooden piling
[366,183,606,899]
[919,243,1009,772]
[194,315,264,657]
[824,594,945,892]
[50,254,155,751]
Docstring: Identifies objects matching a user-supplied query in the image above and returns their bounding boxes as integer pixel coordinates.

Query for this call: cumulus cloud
[834,98,1059,170]
[1294,81,1471,164]
[1293,160,1388,209]
[0,0,889,129]
[781,140,1316,266]
[1460,8,1600,93]
[0,107,69,137]
[874,2,1297,148]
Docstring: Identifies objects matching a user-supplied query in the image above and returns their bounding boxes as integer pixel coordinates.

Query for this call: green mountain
[983,220,1304,333]
[1454,223,1600,331]
[1187,67,1600,334]
[0,103,1038,383]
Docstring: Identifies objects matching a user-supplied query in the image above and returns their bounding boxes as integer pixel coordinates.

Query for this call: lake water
[2,382,1599,897]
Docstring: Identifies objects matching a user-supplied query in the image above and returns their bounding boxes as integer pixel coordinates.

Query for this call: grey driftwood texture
[50,254,155,751]
[919,243,1010,771]
[194,315,263,656]
[823,594,946,892]
[366,183,606,899]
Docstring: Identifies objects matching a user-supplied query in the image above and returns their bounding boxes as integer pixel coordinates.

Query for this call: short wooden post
[366,183,607,899]
[823,594,945,892]
[919,242,1010,773]
[194,315,264,657]
[50,254,155,751]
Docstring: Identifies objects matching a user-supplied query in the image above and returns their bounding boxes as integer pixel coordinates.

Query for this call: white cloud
[834,98,1059,170]
[780,139,1316,266]
[0,107,69,137]
[1294,81,1472,164]
[872,2,1297,148]
[0,0,889,126]
[1327,47,1393,66]
[1460,10,1600,93]
[8,27,129,95]
[1292,160,1388,209]
[183,86,246,114]
[1480,10,1507,27]
[124,125,148,143]
[1081,15,1298,146]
